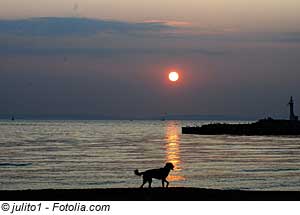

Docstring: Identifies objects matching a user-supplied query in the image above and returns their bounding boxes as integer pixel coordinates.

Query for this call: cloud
[0,17,175,36]
[0,17,226,56]
[0,46,225,57]
[227,31,300,43]
[273,32,300,43]
[143,20,192,27]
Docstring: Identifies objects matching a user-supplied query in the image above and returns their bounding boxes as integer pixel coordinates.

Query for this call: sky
[0,0,300,119]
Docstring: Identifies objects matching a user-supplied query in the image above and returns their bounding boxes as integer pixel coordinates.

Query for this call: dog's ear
[165,162,174,169]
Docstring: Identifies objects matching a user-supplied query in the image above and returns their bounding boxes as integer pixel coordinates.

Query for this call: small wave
[0,163,32,167]
[242,168,300,173]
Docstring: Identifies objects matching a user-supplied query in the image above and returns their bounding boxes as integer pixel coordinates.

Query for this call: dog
[134,162,174,188]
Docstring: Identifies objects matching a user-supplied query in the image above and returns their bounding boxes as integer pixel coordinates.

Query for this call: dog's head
[165,162,174,170]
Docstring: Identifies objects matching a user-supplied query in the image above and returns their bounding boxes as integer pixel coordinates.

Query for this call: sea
[1,120,300,191]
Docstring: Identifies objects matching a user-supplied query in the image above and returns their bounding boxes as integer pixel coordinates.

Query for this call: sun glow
[165,121,185,182]
[168,71,179,82]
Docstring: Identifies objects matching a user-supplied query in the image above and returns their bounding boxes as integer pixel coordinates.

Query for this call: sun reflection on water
[165,121,185,182]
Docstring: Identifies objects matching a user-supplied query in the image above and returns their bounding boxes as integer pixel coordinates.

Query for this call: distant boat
[182,96,300,136]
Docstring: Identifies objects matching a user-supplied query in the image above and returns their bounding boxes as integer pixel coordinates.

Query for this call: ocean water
[1,120,300,191]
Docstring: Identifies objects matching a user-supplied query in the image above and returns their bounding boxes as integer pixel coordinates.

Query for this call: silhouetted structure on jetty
[289,96,298,121]
[182,97,300,136]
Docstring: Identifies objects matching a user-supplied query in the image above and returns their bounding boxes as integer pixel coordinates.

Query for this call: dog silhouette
[134,162,174,188]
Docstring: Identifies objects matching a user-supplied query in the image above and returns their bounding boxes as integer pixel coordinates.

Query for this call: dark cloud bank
[0,17,173,36]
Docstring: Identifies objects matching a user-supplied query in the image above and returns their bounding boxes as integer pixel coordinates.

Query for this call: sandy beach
[1,188,299,201]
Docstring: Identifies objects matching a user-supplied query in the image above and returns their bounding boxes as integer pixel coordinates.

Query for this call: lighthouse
[288,96,298,121]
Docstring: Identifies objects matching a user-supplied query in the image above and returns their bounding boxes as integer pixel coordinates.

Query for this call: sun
[169,71,179,82]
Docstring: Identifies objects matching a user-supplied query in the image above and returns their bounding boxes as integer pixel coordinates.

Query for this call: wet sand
[1,187,299,201]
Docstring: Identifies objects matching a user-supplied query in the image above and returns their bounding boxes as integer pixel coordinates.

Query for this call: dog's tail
[134,169,143,176]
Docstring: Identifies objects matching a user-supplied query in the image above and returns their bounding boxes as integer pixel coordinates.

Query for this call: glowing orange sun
[169,71,179,82]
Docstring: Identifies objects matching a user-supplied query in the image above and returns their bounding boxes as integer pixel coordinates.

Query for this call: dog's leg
[140,178,147,188]
[165,179,169,188]
[161,180,165,188]
[148,178,152,188]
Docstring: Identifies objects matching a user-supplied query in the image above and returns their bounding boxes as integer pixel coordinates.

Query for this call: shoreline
[1,187,300,201]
